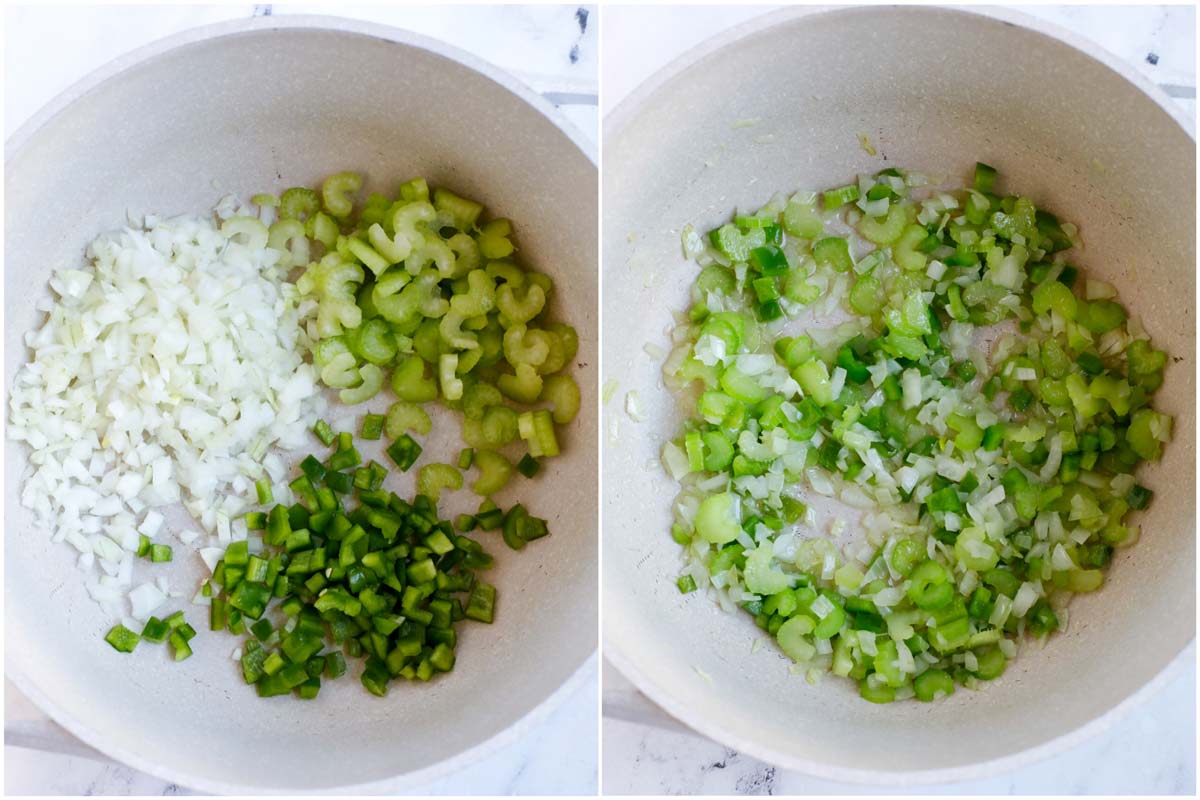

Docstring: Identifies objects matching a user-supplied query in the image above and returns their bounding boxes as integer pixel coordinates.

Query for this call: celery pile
[662,164,1172,703]
[246,172,580,482]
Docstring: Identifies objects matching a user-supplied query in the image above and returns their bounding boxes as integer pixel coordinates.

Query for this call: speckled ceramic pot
[6,15,596,793]
[602,5,1194,784]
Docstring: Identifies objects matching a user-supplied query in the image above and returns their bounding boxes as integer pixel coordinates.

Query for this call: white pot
[602,5,1193,784]
[5,15,597,793]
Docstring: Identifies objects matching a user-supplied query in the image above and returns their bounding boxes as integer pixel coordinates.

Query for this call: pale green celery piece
[251,193,280,207]
[406,239,456,279]
[306,212,339,248]
[410,269,450,318]
[368,201,435,263]
[1127,408,1170,461]
[280,187,320,221]
[793,359,833,406]
[694,492,740,544]
[412,318,444,364]
[433,187,484,231]
[334,234,356,261]
[540,331,568,375]
[1068,569,1104,593]
[456,347,483,374]
[485,260,525,288]
[873,640,905,687]
[1090,375,1131,416]
[498,363,543,404]
[320,352,360,388]
[267,219,310,268]
[371,268,414,323]
[391,355,439,403]
[954,528,999,571]
[857,202,908,245]
[542,375,580,424]
[296,254,364,337]
[544,323,579,370]
[472,450,512,496]
[348,318,396,365]
[784,271,820,304]
[312,336,351,368]
[481,406,520,446]
[518,409,560,457]
[339,364,384,404]
[464,313,490,331]
[778,616,817,662]
[374,270,446,329]
[1032,280,1078,321]
[496,283,546,326]
[447,233,482,276]
[477,218,515,260]
[416,463,463,503]
[477,323,505,367]
[439,311,479,350]
[834,563,864,591]
[463,382,503,421]
[849,274,883,314]
[449,270,497,318]
[892,224,929,271]
[719,364,770,403]
[527,272,554,301]
[1064,373,1102,418]
[346,237,391,277]
[321,171,363,218]
[461,417,489,449]
[221,216,269,250]
[782,199,824,239]
[744,543,791,595]
[393,332,416,356]
[503,325,551,368]
[831,636,854,677]
[398,177,430,203]
[440,354,464,401]
[385,401,432,437]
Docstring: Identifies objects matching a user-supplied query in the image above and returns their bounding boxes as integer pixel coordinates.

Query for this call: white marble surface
[601,4,1196,796]
[4,4,597,796]
[601,4,1195,119]
[4,4,598,142]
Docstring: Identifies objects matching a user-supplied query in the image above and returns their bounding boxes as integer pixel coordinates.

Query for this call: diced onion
[10,206,325,619]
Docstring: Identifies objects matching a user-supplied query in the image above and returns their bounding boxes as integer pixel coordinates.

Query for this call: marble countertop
[601,4,1196,797]
[4,4,596,796]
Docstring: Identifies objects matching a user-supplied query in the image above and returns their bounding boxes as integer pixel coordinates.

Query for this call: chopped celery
[416,463,463,503]
[321,172,363,218]
[542,375,581,424]
[472,450,513,496]
[385,401,432,437]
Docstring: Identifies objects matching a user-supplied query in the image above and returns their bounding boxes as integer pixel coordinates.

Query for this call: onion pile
[9,203,325,621]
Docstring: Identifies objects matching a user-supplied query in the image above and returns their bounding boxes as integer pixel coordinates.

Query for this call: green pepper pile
[205,427,548,699]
